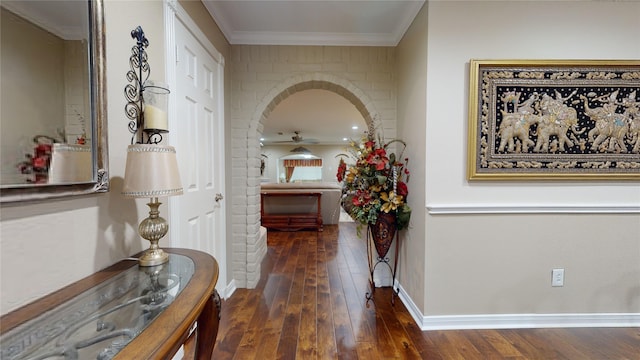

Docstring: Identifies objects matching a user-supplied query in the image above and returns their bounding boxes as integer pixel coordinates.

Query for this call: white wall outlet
[552,268,564,287]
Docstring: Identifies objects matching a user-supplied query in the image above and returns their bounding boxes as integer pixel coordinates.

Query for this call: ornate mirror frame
[1,0,108,204]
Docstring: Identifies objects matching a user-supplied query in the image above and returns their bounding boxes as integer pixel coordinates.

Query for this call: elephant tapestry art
[468,60,640,180]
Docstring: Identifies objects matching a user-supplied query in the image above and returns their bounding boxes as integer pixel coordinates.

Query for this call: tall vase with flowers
[337,130,411,258]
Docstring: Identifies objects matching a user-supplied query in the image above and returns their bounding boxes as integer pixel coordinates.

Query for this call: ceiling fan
[272,131,319,144]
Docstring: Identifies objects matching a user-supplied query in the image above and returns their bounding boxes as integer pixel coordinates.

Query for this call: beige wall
[179,0,230,57]
[1,8,65,184]
[426,214,640,315]
[396,2,428,314]
[63,40,90,144]
[421,0,640,320]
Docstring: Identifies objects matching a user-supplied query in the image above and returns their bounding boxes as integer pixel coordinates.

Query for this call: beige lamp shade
[122,144,183,198]
[48,144,93,183]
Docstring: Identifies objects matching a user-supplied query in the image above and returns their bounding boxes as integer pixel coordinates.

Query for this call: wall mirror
[0,0,108,203]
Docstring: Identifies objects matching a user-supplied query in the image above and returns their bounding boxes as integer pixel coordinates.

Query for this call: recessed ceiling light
[260,137,265,141]
[342,137,348,141]
[352,126,358,130]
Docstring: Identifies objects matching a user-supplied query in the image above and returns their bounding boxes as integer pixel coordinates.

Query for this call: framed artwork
[467,59,640,180]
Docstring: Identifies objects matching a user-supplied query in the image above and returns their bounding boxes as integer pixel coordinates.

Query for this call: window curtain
[283,159,322,183]
[285,166,295,183]
[283,159,322,167]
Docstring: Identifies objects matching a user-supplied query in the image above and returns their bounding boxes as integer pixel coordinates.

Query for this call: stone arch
[240,73,379,288]
[250,73,379,134]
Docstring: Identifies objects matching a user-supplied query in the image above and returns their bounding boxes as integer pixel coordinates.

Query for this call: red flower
[17,135,56,179]
[364,140,375,150]
[396,181,408,197]
[34,144,52,157]
[366,148,388,171]
[352,189,371,206]
[336,159,347,182]
[32,156,48,170]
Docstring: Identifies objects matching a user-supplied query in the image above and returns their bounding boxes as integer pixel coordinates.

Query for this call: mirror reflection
[1,1,92,186]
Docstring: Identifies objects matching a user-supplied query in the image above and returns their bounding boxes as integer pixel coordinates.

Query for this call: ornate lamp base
[138,198,170,267]
[138,248,169,267]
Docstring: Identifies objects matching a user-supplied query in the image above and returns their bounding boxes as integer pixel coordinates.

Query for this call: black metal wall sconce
[125,26,170,145]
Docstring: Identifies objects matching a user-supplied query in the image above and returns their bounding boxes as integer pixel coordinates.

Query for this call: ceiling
[261,89,368,146]
[202,0,425,46]
[1,1,88,40]
[201,0,425,146]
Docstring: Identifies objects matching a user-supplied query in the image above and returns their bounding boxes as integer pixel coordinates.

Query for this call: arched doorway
[237,73,382,288]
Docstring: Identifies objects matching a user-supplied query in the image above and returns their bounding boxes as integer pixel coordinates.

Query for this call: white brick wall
[230,45,397,288]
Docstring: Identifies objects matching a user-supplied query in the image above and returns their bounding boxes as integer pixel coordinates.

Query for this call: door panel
[171,18,225,292]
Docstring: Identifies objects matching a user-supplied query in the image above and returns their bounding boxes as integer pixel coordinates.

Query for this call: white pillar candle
[144,104,168,130]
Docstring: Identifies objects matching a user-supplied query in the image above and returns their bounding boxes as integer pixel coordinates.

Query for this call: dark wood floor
[211,223,640,359]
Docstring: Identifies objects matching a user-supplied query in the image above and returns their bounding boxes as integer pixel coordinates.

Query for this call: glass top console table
[0,249,220,360]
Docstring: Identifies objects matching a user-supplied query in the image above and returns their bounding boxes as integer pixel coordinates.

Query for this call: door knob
[215,193,224,202]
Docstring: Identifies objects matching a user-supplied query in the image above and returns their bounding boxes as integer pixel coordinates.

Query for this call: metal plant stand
[365,224,401,305]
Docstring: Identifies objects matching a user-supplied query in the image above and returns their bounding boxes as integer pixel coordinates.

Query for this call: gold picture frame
[467,59,640,180]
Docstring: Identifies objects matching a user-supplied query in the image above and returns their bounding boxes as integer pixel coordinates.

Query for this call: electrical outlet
[552,268,564,287]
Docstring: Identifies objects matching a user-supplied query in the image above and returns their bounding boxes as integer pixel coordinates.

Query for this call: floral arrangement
[17,135,59,183]
[336,157,347,182]
[338,131,411,232]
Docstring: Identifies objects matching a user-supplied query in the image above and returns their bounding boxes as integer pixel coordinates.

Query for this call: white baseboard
[427,204,640,215]
[395,282,640,330]
[419,313,640,330]
[222,279,237,299]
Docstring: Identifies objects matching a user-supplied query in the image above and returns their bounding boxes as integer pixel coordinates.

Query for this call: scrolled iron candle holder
[124,26,171,145]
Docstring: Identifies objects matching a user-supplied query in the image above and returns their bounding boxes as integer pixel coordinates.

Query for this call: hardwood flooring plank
[231,296,273,359]
[534,328,600,360]
[211,291,255,360]
[369,295,402,358]
[354,341,383,359]
[392,302,441,359]
[255,235,302,359]
[501,329,559,360]
[276,234,309,359]
[335,243,375,343]
[479,329,527,359]
[569,327,640,359]
[296,234,318,359]
[316,230,338,359]
[423,331,467,360]
[374,288,423,359]
[326,238,358,358]
[460,330,511,360]
[600,327,640,359]
[235,234,296,359]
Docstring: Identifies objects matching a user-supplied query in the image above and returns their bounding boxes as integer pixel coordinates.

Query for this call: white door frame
[163,0,229,297]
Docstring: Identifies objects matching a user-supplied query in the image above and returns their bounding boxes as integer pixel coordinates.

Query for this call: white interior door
[169,16,226,293]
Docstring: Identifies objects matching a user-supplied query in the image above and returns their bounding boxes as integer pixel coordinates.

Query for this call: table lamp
[48,144,93,184]
[122,144,183,266]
